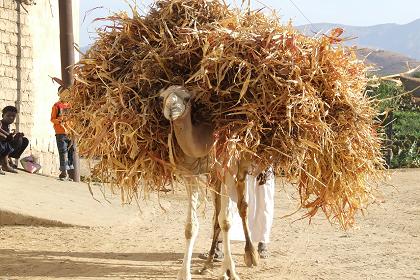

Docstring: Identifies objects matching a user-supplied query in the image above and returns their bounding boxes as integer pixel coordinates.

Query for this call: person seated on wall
[0,106,29,174]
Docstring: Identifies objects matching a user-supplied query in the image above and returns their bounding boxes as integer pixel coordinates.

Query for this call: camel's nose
[163,93,186,120]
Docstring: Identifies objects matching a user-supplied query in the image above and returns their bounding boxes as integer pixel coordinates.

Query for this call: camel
[160,85,263,280]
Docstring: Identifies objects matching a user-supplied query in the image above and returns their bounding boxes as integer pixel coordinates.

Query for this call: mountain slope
[298,19,420,60]
[356,48,420,76]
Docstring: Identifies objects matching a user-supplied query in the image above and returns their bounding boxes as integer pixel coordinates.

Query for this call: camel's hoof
[177,270,192,280]
[244,246,259,267]
[197,266,212,275]
[218,271,240,280]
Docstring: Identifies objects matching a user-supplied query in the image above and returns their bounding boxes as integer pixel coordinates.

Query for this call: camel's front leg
[236,165,259,267]
[218,172,240,280]
[178,182,200,280]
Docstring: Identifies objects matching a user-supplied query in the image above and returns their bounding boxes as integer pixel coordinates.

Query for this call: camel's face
[160,86,192,121]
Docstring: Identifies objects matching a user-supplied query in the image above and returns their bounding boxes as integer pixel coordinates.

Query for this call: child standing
[51,86,74,180]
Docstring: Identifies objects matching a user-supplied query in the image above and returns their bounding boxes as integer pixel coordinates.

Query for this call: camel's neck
[172,105,214,158]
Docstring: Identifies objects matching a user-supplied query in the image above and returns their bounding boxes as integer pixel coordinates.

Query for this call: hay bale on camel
[62,1,385,279]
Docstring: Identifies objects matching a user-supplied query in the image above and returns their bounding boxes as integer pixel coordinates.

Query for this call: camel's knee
[219,219,231,232]
[213,217,221,230]
[237,172,246,183]
[184,221,198,240]
[238,200,248,219]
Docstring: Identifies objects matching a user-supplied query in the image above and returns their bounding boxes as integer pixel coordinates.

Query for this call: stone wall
[0,0,79,176]
[0,0,33,134]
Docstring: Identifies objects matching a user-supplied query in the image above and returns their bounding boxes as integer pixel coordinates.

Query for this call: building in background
[0,0,79,175]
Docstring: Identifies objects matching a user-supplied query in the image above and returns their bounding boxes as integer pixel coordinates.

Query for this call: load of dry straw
[63,0,384,228]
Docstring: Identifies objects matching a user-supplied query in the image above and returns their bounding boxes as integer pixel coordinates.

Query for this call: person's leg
[56,134,69,179]
[0,144,7,174]
[9,137,29,159]
[66,136,74,168]
[255,168,275,259]
[0,142,17,173]
[198,239,223,262]
[0,154,5,175]
[66,136,75,180]
[1,154,17,173]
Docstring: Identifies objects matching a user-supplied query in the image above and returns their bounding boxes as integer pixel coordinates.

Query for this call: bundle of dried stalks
[63,0,384,228]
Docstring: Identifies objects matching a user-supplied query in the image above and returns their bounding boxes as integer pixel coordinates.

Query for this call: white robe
[228,170,275,243]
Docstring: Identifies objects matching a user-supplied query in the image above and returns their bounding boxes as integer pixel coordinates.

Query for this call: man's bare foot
[1,156,17,173]
[3,166,17,173]
[0,167,5,175]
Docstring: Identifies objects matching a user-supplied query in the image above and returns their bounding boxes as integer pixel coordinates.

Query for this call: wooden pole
[58,0,80,182]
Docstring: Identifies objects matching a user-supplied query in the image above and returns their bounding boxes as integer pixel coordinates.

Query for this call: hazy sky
[80,0,420,46]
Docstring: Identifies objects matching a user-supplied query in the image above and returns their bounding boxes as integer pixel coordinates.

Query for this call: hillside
[356,48,420,76]
[298,19,420,60]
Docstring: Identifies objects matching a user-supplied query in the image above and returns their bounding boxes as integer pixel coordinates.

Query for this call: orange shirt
[51,102,70,135]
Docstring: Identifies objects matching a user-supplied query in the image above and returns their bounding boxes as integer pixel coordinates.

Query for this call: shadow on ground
[0,249,213,279]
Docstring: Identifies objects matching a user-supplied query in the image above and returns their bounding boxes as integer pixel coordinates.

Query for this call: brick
[22,46,31,58]
[9,57,16,67]
[21,25,30,36]
[5,44,17,55]
[2,1,14,10]
[9,33,18,44]
[0,18,6,29]
[4,66,16,78]
[1,33,9,43]
[21,36,31,47]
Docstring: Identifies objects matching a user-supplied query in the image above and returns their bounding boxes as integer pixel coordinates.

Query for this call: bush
[390,111,420,168]
[370,81,420,168]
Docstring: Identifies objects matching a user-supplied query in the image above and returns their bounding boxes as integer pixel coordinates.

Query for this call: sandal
[258,242,270,259]
[0,168,5,175]
[59,170,68,181]
[198,250,224,262]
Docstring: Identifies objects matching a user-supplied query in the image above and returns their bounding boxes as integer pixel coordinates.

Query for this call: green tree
[369,81,420,168]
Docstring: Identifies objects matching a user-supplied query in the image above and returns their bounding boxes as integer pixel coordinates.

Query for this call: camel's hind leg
[178,180,200,280]
[200,179,222,274]
[236,163,259,268]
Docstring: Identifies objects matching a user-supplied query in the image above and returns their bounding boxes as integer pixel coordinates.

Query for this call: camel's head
[160,86,192,121]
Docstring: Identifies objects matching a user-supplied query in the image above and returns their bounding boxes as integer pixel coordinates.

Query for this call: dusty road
[1,169,419,280]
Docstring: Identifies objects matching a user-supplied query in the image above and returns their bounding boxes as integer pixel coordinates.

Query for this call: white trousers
[228,170,275,243]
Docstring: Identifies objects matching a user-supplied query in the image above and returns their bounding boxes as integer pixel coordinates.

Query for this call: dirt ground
[1,169,419,280]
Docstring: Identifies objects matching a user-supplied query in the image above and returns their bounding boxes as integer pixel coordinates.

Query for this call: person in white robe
[199,168,275,260]
[229,167,275,258]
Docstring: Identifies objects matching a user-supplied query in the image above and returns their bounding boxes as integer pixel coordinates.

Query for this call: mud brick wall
[0,0,33,134]
[0,0,80,176]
